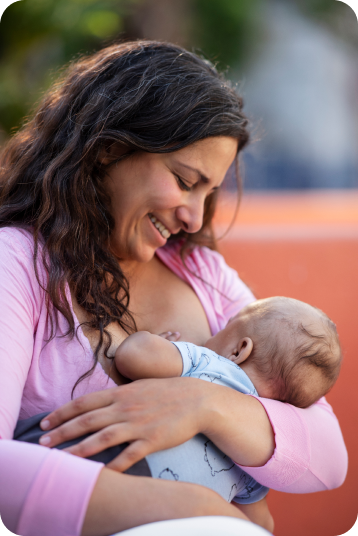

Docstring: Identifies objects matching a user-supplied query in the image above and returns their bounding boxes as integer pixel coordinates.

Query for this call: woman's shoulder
[159,241,254,299]
[160,241,241,284]
[0,226,46,285]
[0,226,37,258]
[160,241,228,272]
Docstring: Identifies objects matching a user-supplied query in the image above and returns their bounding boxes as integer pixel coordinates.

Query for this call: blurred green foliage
[0,0,137,135]
[191,0,262,69]
[298,0,343,18]
[0,0,346,137]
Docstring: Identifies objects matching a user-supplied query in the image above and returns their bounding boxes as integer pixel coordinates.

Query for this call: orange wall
[215,191,358,536]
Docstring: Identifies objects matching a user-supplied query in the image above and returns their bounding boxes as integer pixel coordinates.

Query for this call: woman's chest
[71,257,212,384]
[129,258,212,346]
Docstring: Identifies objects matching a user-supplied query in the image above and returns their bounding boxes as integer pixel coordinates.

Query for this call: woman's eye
[174,174,193,192]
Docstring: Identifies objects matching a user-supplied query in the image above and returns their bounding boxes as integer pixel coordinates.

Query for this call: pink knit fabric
[0,228,348,536]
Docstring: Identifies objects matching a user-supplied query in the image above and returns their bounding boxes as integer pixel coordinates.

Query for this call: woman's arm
[38,377,275,471]
[0,230,106,536]
[0,440,248,536]
[82,467,248,536]
[37,352,347,492]
[0,230,249,536]
[237,395,347,492]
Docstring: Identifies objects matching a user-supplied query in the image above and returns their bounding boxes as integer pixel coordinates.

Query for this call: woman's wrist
[198,383,275,467]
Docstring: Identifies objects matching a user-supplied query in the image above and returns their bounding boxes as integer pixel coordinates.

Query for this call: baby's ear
[229,337,253,365]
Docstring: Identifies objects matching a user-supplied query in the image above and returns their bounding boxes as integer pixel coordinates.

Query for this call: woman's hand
[39,377,275,472]
[40,377,207,472]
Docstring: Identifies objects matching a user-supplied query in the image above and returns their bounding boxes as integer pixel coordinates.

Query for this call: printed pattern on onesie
[145,341,269,505]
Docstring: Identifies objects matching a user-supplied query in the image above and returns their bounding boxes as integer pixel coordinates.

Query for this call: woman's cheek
[155,181,184,208]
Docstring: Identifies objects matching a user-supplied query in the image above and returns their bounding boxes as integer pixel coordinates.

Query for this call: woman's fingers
[62,423,134,458]
[37,378,206,463]
[40,388,116,431]
[39,402,120,447]
[106,439,150,473]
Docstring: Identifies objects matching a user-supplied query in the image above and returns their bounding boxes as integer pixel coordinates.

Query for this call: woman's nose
[176,196,205,234]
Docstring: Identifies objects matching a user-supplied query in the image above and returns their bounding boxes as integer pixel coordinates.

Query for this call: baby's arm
[232,498,274,533]
[114,331,183,380]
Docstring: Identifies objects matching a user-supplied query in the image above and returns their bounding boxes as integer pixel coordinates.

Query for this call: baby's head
[205,297,342,408]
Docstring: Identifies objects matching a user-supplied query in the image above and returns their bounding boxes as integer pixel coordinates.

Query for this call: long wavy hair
[0,41,249,391]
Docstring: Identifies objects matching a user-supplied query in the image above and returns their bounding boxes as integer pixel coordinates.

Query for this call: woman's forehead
[168,137,238,180]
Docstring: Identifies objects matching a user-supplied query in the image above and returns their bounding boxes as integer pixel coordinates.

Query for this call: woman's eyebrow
[176,162,210,184]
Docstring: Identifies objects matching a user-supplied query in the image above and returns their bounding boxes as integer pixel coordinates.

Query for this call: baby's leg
[114,331,183,380]
[232,498,274,533]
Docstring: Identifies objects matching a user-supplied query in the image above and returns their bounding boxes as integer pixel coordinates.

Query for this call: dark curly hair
[0,40,249,392]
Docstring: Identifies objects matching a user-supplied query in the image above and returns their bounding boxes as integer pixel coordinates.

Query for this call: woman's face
[103,136,238,264]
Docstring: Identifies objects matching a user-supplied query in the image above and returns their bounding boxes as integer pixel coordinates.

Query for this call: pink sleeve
[0,229,103,536]
[212,249,348,493]
[0,440,103,536]
[237,396,347,492]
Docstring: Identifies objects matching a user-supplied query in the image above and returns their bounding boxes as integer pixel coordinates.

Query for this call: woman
[0,41,347,536]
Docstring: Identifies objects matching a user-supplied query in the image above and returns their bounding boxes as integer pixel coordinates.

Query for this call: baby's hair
[247,299,342,408]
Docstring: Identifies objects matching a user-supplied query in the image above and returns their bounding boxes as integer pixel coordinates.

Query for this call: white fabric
[116,517,272,536]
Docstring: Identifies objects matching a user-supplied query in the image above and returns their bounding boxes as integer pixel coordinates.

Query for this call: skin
[38,136,275,535]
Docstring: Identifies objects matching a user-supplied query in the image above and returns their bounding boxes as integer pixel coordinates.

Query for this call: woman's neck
[119,255,158,287]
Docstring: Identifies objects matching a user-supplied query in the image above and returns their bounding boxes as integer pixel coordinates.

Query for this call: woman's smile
[148,214,171,240]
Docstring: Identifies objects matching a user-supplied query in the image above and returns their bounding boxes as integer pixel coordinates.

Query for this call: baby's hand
[158,331,181,342]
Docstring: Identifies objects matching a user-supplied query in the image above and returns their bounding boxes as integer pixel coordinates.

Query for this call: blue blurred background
[0,0,358,191]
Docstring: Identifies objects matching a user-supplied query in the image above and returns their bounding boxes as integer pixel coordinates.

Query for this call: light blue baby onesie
[145,341,269,505]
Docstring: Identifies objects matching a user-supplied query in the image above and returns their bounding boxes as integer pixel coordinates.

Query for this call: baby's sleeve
[172,341,199,376]
[232,476,269,505]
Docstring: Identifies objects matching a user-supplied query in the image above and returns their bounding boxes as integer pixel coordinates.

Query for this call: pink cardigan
[0,228,348,536]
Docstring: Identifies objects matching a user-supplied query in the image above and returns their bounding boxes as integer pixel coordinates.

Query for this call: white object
[115,516,272,536]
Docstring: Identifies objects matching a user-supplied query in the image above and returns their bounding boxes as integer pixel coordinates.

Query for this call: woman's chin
[128,244,161,265]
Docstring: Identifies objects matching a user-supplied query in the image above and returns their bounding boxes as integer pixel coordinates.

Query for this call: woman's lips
[149,214,171,239]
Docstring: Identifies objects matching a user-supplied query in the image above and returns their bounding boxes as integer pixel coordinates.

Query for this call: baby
[115,296,342,410]
[111,296,341,531]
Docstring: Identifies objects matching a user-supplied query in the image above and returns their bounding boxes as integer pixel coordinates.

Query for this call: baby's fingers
[106,439,150,473]
[158,331,181,341]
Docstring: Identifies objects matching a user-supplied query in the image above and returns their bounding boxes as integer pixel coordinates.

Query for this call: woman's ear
[229,337,253,365]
